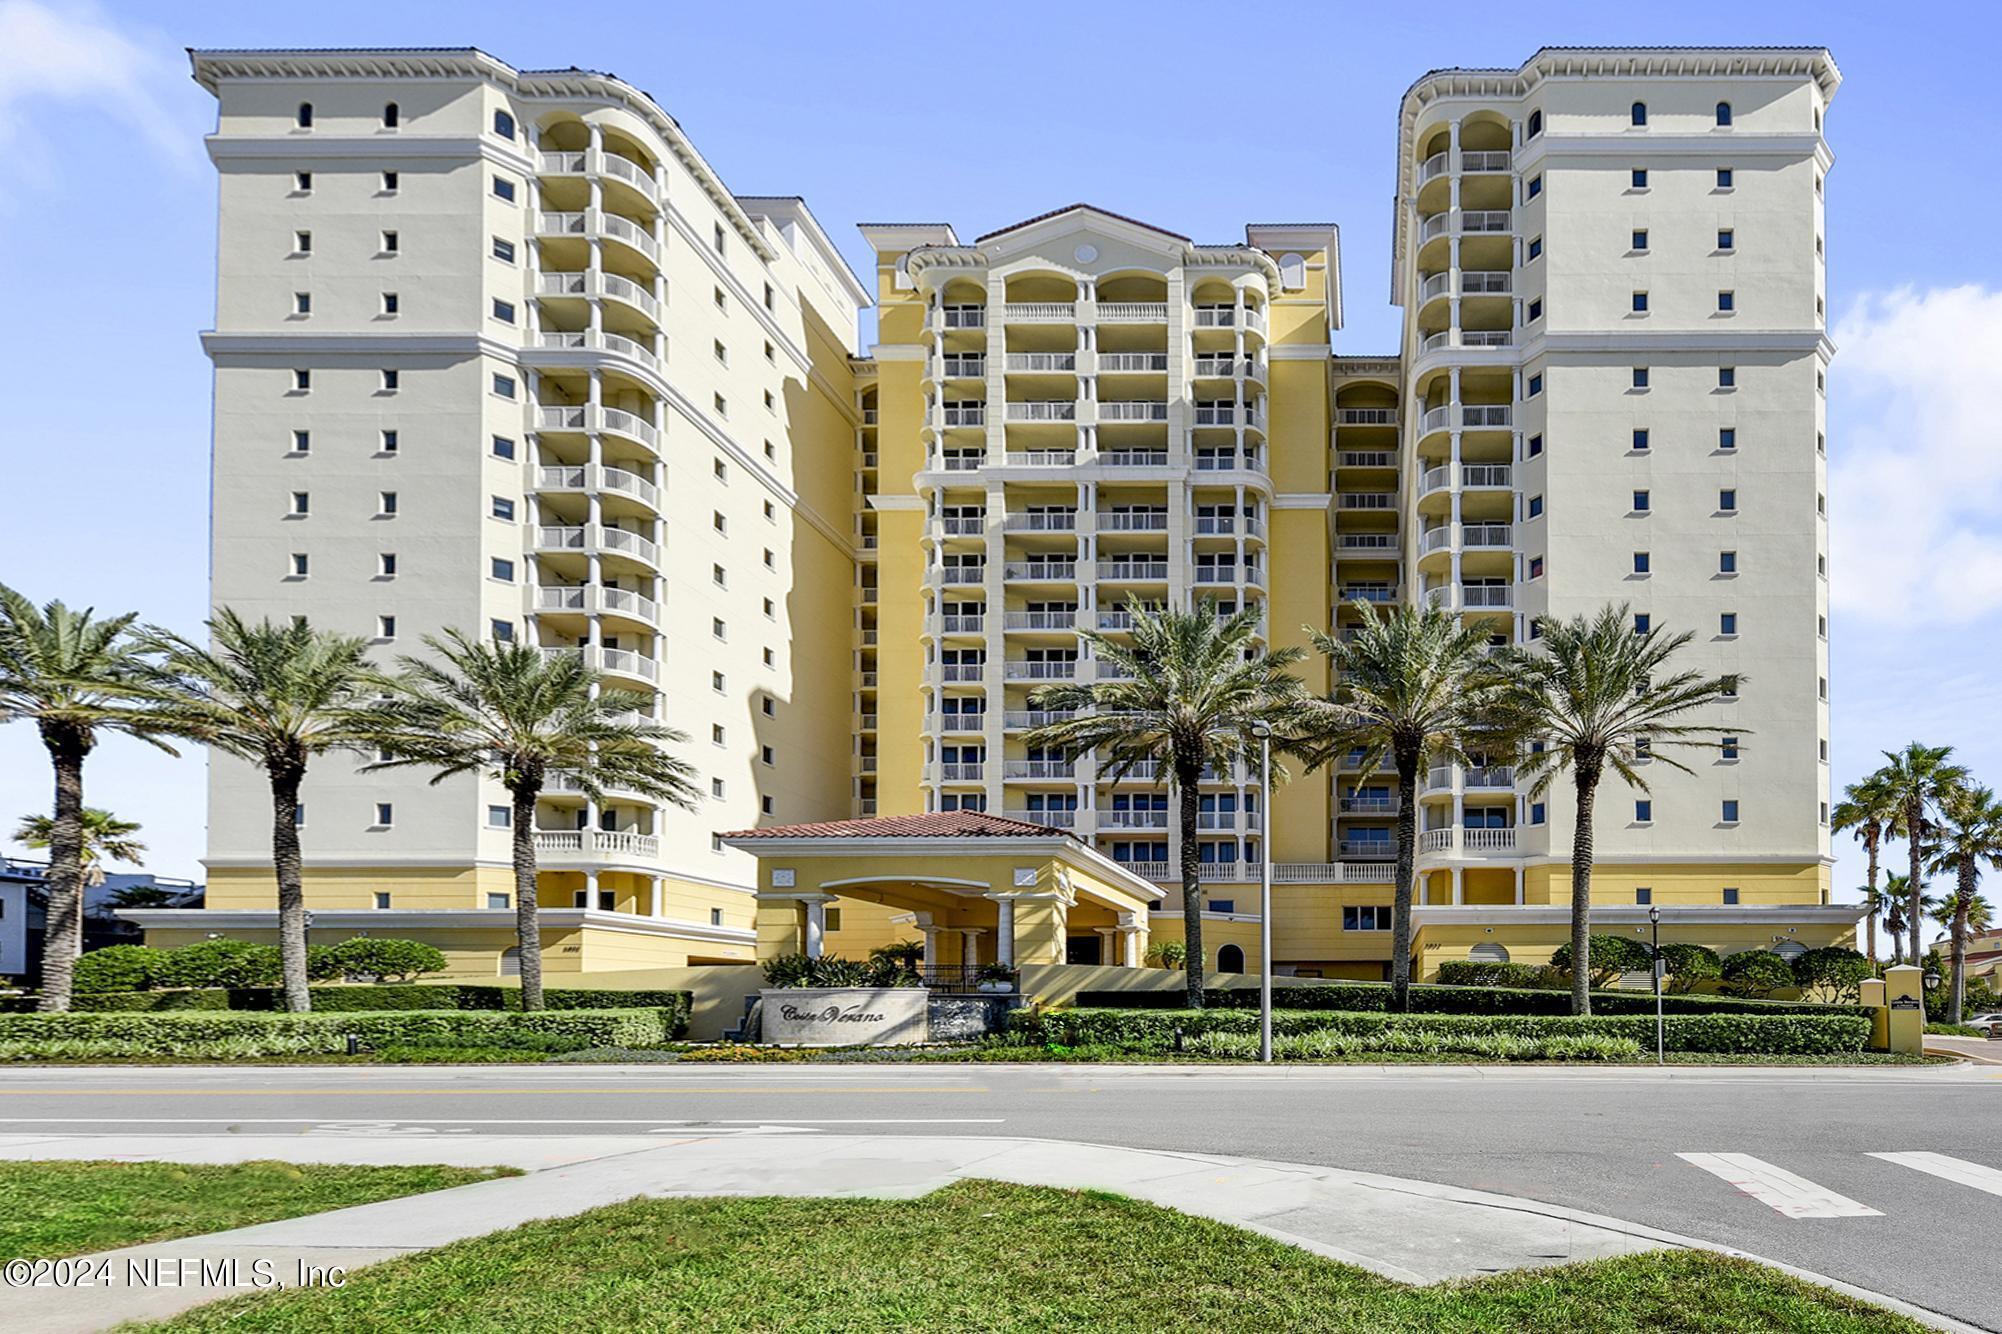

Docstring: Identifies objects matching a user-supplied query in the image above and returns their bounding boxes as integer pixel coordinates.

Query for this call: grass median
[138,1178,1918,1333]
[0,1160,515,1260]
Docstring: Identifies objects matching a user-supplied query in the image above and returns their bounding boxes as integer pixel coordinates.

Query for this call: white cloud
[0,0,195,169]
[1829,285,2002,626]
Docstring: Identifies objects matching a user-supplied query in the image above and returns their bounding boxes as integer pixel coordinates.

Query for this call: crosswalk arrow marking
[1868,1151,2002,1198]
[1677,1152,1884,1219]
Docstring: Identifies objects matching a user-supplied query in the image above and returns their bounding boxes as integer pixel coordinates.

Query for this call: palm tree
[1926,784,2002,1025]
[144,611,386,1012]
[1833,772,1899,962]
[1293,602,1500,1012]
[1881,872,1913,965]
[368,632,700,1010]
[1857,883,1898,965]
[0,584,183,1012]
[1021,602,1308,1009]
[1490,605,1741,1016]
[1877,743,1967,980]
[14,808,147,889]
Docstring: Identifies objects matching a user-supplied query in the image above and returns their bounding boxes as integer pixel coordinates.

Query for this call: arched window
[1468,942,1511,964]
[498,946,521,977]
[383,102,400,129]
[493,109,516,140]
[296,102,313,129]
[1630,101,1647,127]
[1525,109,1543,139]
[1278,253,1306,291]
[1772,941,1806,962]
[1217,944,1245,974]
[1716,101,1733,127]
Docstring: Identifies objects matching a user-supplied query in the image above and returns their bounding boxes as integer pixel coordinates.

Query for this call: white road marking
[1869,1151,2002,1197]
[0,1116,1005,1126]
[1678,1153,1883,1219]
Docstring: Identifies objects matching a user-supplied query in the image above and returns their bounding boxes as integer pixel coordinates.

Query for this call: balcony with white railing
[1003,512,1077,533]
[1003,450,1078,468]
[1336,407,1398,427]
[1004,611,1077,630]
[1005,351,1076,373]
[1194,306,1266,332]
[1004,303,1077,323]
[1337,491,1396,511]
[600,272,660,320]
[1103,449,1171,468]
[1339,840,1395,859]
[1461,585,1514,609]
[1462,826,1518,850]
[1097,302,1169,323]
[1460,210,1512,234]
[1006,401,1078,423]
[934,566,987,587]
[1097,511,1168,532]
[938,515,986,537]
[939,613,986,634]
[601,406,659,447]
[1420,150,1451,184]
[597,586,659,623]
[1096,610,1138,631]
[599,212,659,260]
[1419,526,1452,554]
[1460,271,1512,295]
[1193,515,1238,536]
[1462,463,1513,488]
[538,210,589,238]
[940,405,986,429]
[1339,794,1399,815]
[599,466,659,509]
[598,647,659,682]
[1004,759,1075,779]
[1008,808,1077,828]
[1003,660,1079,681]
[597,526,660,566]
[1005,709,1076,729]
[1098,401,1169,423]
[939,354,987,378]
[1104,761,1162,781]
[1196,811,1241,831]
[1003,561,1078,582]
[938,305,986,329]
[538,271,589,298]
[537,404,588,432]
[535,525,587,553]
[1419,829,1452,853]
[1465,764,1515,788]
[1462,523,1512,549]
[1338,532,1397,551]
[1339,585,1397,604]
[1099,809,1170,830]
[931,711,986,733]
[599,153,658,198]
[536,465,588,492]
[535,329,660,372]
[1193,404,1239,427]
[1421,329,1515,354]
[939,662,984,682]
[1461,150,1512,173]
[538,151,587,175]
[1098,560,1170,582]
[1099,352,1170,373]
[938,762,986,782]
[532,829,661,863]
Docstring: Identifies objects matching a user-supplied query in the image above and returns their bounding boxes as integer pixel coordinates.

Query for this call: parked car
[1964,1013,2002,1038]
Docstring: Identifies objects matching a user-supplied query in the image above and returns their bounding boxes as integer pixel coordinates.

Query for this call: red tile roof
[717,812,1071,840]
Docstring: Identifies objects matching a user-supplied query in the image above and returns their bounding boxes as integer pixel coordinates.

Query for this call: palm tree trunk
[1389,756,1418,1013]
[1569,763,1602,1018]
[34,726,88,1013]
[1907,798,1925,974]
[511,782,545,1012]
[1863,827,1880,963]
[1177,770,1204,1010]
[1949,860,1974,1026]
[268,758,312,1013]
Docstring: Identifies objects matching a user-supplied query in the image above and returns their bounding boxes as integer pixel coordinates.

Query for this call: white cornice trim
[206,134,533,173]
[1272,493,1334,510]
[198,856,759,897]
[869,344,928,362]
[118,906,758,944]
[1269,345,1333,361]
[868,495,924,511]
[717,834,1166,903]
[1523,329,1835,359]
[1412,904,1863,928]
[1513,133,1833,175]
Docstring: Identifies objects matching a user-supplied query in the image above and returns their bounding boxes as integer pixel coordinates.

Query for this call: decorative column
[993,896,1016,966]
[960,928,985,973]
[804,898,826,959]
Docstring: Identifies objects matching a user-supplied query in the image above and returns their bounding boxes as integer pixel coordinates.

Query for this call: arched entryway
[1217,944,1246,974]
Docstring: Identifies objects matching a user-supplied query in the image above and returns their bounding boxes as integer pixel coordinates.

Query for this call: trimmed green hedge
[30,986,691,1035]
[1010,1007,1872,1056]
[1071,983,1868,1021]
[1189,1027,1644,1062]
[0,1008,676,1060]
[1433,961,1563,990]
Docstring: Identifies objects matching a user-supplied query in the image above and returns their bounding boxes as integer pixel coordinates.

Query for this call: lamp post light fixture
[1251,720,1274,1064]
[1648,904,1664,1065]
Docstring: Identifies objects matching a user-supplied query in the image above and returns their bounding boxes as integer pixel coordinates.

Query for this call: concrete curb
[0,1132,1977,1333]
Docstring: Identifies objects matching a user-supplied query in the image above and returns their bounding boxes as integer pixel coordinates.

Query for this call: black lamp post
[1648,904,1663,1065]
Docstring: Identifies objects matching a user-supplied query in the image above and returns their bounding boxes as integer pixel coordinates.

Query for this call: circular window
[1074,243,1098,263]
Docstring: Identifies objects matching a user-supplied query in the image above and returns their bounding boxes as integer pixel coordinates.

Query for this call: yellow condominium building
[140,45,1859,984]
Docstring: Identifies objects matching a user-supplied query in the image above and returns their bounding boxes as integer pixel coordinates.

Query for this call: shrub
[1790,946,1872,1003]
[1070,982,1866,1020]
[61,984,690,1035]
[72,946,162,995]
[64,988,232,1013]
[155,940,282,990]
[1721,950,1796,998]
[1009,1007,1871,1056]
[321,938,448,983]
[1434,961,1565,990]
[1144,941,1186,970]
[0,1008,676,1060]
[1928,1022,1985,1038]
[1550,934,1654,988]
[1657,944,1723,994]
[1187,1026,1644,1062]
[760,953,918,989]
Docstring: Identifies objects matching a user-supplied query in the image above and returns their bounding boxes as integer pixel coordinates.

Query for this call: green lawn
[0,1160,514,1260]
[142,1179,1919,1333]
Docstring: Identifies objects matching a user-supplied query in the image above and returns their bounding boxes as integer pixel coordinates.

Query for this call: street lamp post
[1648,904,1663,1065]
[1252,722,1274,1064]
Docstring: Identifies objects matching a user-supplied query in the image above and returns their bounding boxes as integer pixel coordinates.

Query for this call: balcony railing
[1004,562,1078,581]
[1463,463,1513,488]
[1005,352,1076,372]
[1461,150,1512,172]
[939,762,985,782]
[935,566,986,586]
[601,406,658,446]
[1005,710,1076,729]
[1336,408,1397,426]
[1193,356,1254,377]
[932,712,986,733]
[1338,533,1397,551]
[1465,764,1516,787]
[939,355,986,377]
[1340,586,1397,604]
[1004,759,1075,779]
[1007,808,1077,828]
[1463,523,1512,548]
[1099,809,1170,829]
[939,405,986,429]
[939,305,986,329]
[1097,511,1168,531]
[1099,352,1170,373]
[1464,827,1518,849]
[1338,492,1395,510]
[1339,794,1399,814]
[1104,450,1170,468]
[600,272,659,319]
[532,829,660,860]
[1007,401,1078,422]
[1099,401,1170,422]
[599,153,658,197]
[1003,661,1078,680]
[1005,611,1077,630]
[1098,561,1170,581]
[1004,303,1076,323]
[538,152,586,174]
[939,516,986,536]
[1003,450,1078,467]
[1097,302,1168,322]
[940,614,985,634]
[940,663,984,681]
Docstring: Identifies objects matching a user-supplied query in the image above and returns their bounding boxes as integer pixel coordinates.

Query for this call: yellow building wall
[1522,861,1829,906]
[203,865,516,911]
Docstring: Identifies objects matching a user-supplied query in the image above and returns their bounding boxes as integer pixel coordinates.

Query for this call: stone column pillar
[649,877,663,918]
[993,897,1016,966]
[960,928,985,972]
[804,899,826,959]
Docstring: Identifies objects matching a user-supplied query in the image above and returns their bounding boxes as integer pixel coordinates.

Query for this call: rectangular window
[1527,434,1543,458]
[711,724,726,745]
[294,171,312,192]
[490,557,515,582]
[293,230,312,254]
[1636,888,1652,905]
[290,553,309,577]
[290,491,310,515]
[381,369,400,391]
[1527,236,1543,260]
[1631,291,1648,313]
[1634,613,1650,635]
[1527,373,1543,396]
[761,746,775,766]
[487,893,510,909]
[1717,290,1735,312]
[713,223,726,255]
[1631,168,1648,188]
[1719,612,1738,636]
[1631,229,1647,252]
[1719,489,1737,512]
[293,291,311,315]
[380,430,398,454]
[1716,168,1734,188]
[487,805,510,828]
[711,778,726,799]
[374,892,391,909]
[713,393,727,418]
[1526,174,1543,199]
[763,282,775,309]
[291,429,310,454]
[1527,495,1544,519]
[381,292,399,315]
[292,369,311,391]
[1633,490,1650,512]
[712,670,726,693]
[1721,801,1740,823]
[1718,228,1735,251]
[713,285,727,310]
[374,803,394,827]
[713,617,727,640]
[491,435,515,460]
[1632,429,1650,451]
[1531,802,1547,825]
[1528,556,1544,579]
[1526,298,1543,322]
[492,175,516,202]
[1722,887,1740,905]
[713,339,728,364]
[713,458,728,482]
[1719,550,1737,574]
[379,553,397,577]
[761,696,775,717]
[1721,737,1739,760]
[713,511,728,534]
[1719,428,1737,451]
[1341,906,1391,932]
[377,615,396,640]
[491,496,515,520]
[381,229,398,254]
[1635,800,1652,822]
[492,237,516,263]
[1633,552,1650,574]
[494,109,516,139]
[379,491,398,516]
[493,374,515,399]
[712,563,727,587]
[1632,367,1649,389]
[492,299,515,324]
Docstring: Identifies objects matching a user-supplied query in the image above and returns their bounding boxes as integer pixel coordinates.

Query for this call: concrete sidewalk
[0,1132,1969,1333]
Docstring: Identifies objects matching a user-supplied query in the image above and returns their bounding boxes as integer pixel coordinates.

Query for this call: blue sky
[1,1,1996,938]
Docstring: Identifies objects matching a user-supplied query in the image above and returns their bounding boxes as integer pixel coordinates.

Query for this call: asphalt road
[1,1063,1997,1329]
